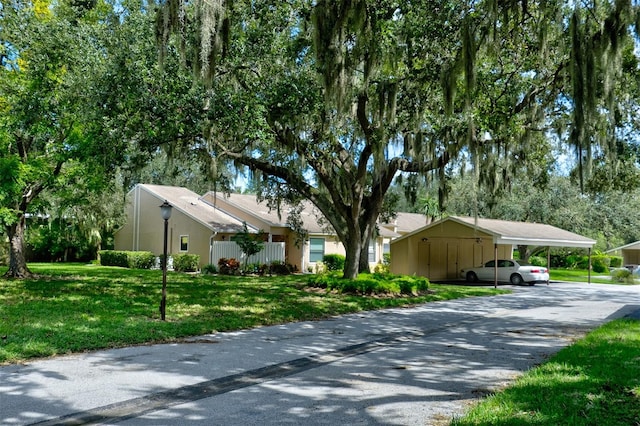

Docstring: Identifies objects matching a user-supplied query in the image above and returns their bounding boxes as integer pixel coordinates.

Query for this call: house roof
[203,192,330,234]
[392,215,596,248]
[606,241,640,253]
[380,212,428,235]
[137,184,252,233]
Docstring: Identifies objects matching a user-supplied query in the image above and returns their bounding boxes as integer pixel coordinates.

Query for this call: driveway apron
[1,283,638,425]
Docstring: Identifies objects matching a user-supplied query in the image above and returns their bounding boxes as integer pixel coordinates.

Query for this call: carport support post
[547,247,551,285]
[588,247,592,284]
[493,244,498,288]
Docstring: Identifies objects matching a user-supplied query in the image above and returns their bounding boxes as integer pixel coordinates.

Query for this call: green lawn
[451,318,640,425]
[0,263,508,364]
[551,268,638,285]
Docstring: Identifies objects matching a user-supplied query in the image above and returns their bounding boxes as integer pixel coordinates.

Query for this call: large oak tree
[154,0,640,279]
[0,0,116,277]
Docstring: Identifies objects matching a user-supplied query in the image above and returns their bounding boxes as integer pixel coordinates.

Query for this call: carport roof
[394,216,596,249]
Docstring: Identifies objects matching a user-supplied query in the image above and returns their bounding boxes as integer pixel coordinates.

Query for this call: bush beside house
[99,250,155,269]
[173,254,200,272]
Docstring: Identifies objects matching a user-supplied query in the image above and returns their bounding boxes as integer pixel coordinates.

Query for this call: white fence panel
[210,241,285,265]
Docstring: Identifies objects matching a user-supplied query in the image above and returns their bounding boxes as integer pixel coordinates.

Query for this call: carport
[390,216,596,286]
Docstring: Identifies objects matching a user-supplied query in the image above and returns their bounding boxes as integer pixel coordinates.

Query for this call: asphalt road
[1,282,638,426]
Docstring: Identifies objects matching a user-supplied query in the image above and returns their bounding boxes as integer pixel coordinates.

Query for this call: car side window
[504,260,514,267]
[485,260,495,267]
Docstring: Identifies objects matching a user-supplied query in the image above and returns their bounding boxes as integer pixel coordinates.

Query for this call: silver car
[461,259,549,285]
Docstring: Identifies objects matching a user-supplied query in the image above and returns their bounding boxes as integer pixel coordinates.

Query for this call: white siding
[210,241,285,265]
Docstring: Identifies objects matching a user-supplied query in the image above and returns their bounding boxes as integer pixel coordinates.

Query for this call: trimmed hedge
[308,272,429,296]
[99,250,155,269]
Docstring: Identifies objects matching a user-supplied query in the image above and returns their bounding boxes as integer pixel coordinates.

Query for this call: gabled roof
[606,241,640,253]
[393,215,596,248]
[203,192,330,234]
[137,184,252,233]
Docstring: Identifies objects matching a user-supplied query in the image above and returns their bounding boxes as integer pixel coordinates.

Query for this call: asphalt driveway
[1,282,638,425]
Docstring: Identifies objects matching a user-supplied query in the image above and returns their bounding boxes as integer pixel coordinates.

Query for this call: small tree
[231,223,266,271]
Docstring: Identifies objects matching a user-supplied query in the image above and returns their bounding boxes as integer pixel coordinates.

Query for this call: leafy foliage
[202,263,218,274]
[308,272,429,296]
[99,250,155,269]
[611,268,633,284]
[230,223,265,268]
[172,253,200,272]
[218,257,241,275]
[322,254,346,272]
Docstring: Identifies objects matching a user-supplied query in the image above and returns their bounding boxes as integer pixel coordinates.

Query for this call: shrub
[269,260,294,275]
[218,258,241,275]
[528,256,547,267]
[127,251,156,269]
[173,253,200,272]
[591,255,610,273]
[307,273,333,289]
[99,250,156,269]
[99,250,130,268]
[374,261,390,274]
[307,272,429,296]
[609,256,623,268]
[566,254,590,269]
[391,276,430,295]
[611,268,633,283]
[322,254,346,271]
[202,264,217,274]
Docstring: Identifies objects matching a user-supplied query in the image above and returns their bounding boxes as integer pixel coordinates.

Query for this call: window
[180,235,189,252]
[368,239,376,263]
[309,238,325,262]
[383,242,390,254]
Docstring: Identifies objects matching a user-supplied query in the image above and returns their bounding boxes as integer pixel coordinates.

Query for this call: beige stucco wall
[114,187,215,267]
[390,220,513,281]
[302,235,387,273]
[622,249,640,266]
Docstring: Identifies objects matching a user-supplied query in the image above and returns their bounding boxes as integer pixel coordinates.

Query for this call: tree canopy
[2,0,639,278]
[153,0,640,278]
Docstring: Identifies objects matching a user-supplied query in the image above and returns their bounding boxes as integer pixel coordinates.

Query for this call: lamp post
[160,200,173,321]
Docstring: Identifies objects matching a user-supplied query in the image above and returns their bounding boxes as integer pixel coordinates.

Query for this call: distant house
[606,241,640,268]
[199,191,344,272]
[115,184,421,271]
[114,184,256,268]
[390,216,596,281]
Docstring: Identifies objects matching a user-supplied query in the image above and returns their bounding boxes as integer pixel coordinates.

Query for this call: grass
[0,263,508,364]
[451,318,640,426]
[550,268,638,285]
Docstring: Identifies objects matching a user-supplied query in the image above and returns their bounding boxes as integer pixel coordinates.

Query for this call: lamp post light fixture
[160,200,173,321]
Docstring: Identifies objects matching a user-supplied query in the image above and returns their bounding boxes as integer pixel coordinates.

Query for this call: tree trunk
[358,242,370,273]
[517,245,531,262]
[5,216,33,278]
[342,236,361,279]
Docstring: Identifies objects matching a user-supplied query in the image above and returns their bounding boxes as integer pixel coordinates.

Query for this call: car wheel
[510,274,524,285]
[466,271,478,283]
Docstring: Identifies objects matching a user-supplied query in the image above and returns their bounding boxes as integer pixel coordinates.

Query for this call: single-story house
[115,184,420,271]
[114,184,255,268]
[390,216,596,281]
[606,241,640,268]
